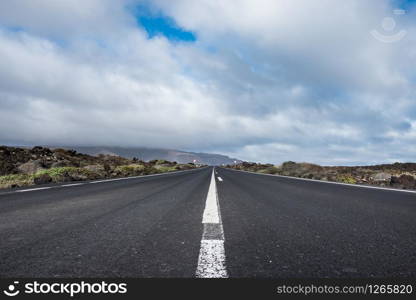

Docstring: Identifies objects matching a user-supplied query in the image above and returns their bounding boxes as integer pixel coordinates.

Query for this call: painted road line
[61,183,85,187]
[227,168,416,194]
[89,167,206,184]
[196,168,228,278]
[90,178,124,184]
[16,187,52,193]
[202,169,221,224]
[217,177,223,182]
[196,240,227,278]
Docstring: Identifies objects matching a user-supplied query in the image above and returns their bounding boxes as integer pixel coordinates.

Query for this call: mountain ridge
[52,146,241,166]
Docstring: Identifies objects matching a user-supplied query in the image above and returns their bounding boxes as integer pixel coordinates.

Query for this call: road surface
[0,167,415,278]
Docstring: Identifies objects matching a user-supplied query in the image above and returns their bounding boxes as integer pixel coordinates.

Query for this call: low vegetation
[0,146,202,189]
[226,161,416,190]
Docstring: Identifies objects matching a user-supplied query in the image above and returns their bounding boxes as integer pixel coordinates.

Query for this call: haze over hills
[55,146,241,166]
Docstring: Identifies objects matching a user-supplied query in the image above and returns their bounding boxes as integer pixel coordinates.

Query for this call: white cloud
[0,0,132,38]
[0,0,415,165]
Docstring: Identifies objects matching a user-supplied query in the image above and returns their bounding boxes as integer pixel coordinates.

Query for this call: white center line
[202,170,221,224]
[217,176,223,182]
[197,240,228,278]
[196,168,228,278]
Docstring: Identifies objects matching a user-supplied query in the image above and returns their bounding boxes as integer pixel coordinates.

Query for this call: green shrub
[337,175,357,184]
[155,166,177,173]
[0,174,34,188]
[37,167,77,178]
[0,162,193,190]
[35,167,97,181]
[114,164,145,176]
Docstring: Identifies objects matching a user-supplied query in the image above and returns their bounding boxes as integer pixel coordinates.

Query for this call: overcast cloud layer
[0,0,415,165]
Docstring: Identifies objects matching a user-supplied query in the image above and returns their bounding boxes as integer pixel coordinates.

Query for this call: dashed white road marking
[196,240,227,278]
[217,177,223,182]
[202,169,221,224]
[196,168,228,278]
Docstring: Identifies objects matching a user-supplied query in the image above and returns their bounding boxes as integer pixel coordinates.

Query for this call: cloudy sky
[0,0,415,165]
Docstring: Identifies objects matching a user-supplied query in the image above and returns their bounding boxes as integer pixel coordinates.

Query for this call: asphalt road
[0,166,415,278]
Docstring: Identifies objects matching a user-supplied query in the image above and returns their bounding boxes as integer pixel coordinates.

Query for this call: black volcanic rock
[226,161,416,190]
[34,174,52,185]
[391,174,416,189]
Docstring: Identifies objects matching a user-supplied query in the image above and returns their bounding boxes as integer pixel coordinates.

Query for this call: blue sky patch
[396,0,416,9]
[134,6,196,42]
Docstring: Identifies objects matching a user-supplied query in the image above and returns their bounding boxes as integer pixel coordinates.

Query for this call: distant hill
[55,146,241,166]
